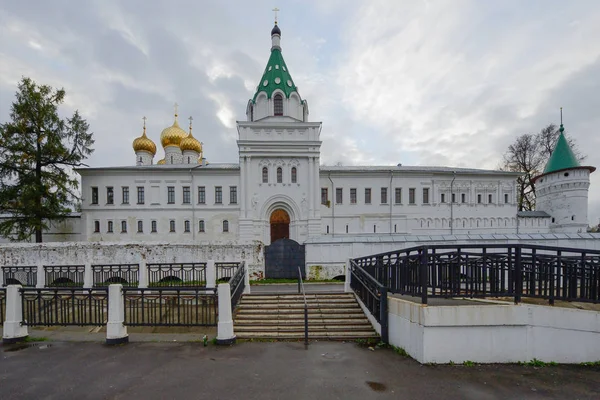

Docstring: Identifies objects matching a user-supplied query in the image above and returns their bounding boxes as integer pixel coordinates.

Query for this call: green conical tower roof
[252,24,301,102]
[542,124,580,174]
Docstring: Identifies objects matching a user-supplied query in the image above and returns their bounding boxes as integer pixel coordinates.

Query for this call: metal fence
[92,264,139,287]
[0,288,5,325]
[44,265,85,287]
[20,288,108,326]
[147,263,207,287]
[229,262,246,312]
[353,244,600,305]
[349,261,388,343]
[123,288,218,326]
[2,266,38,287]
[216,262,240,282]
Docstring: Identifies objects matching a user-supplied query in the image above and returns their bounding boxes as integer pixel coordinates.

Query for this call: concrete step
[236,331,379,340]
[234,318,371,325]
[240,299,357,305]
[235,324,373,332]
[236,304,360,310]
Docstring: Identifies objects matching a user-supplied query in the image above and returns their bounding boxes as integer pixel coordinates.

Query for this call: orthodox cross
[174,102,179,117]
[272,7,279,24]
[142,116,147,133]
[188,116,193,132]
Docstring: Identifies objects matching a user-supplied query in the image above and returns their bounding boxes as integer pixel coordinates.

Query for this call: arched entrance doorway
[270,209,290,243]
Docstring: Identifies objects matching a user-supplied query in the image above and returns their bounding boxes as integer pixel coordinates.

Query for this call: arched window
[223,220,229,233]
[262,167,268,183]
[274,94,283,116]
[250,105,254,121]
[187,157,190,164]
[170,155,173,164]
[277,167,283,183]
[291,167,297,183]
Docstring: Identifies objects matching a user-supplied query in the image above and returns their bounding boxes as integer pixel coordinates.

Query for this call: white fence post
[83,263,93,289]
[106,284,128,345]
[216,283,236,345]
[206,260,216,289]
[2,285,28,344]
[138,259,148,288]
[344,259,352,293]
[243,262,251,294]
[36,263,45,288]
[0,267,4,287]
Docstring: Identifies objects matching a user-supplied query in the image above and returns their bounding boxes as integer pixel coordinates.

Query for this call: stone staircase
[234,292,379,340]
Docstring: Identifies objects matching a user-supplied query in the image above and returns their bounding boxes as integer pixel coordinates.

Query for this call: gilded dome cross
[272,7,279,24]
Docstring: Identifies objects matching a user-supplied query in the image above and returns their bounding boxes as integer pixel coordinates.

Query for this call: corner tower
[237,21,322,244]
[533,116,596,233]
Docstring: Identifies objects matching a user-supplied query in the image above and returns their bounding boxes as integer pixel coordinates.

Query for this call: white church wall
[0,216,82,244]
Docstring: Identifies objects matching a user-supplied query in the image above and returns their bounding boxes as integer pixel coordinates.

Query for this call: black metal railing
[92,264,139,287]
[2,266,38,287]
[20,288,108,326]
[123,288,218,326]
[0,288,5,325]
[147,263,207,287]
[229,262,246,312]
[217,262,240,282]
[349,260,388,343]
[353,244,600,305]
[298,266,309,346]
[44,265,85,287]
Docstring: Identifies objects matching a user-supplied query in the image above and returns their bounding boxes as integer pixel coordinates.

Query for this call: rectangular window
[91,187,98,205]
[198,186,206,204]
[184,220,190,232]
[137,220,143,233]
[107,221,113,233]
[169,220,175,232]
[167,186,175,204]
[94,220,100,233]
[198,220,205,233]
[223,220,229,232]
[395,188,402,204]
[215,186,222,204]
[151,220,157,233]
[321,188,328,205]
[452,193,456,203]
[137,187,145,204]
[350,188,357,204]
[422,188,429,204]
[441,193,446,203]
[183,186,191,204]
[122,187,129,204]
[409,188,416,204]
[336,188,343,204]
[121,220,127,233]
[477,194,482,204]
[381,187,388,204]
[505,193,509,204]
[461,193,466,203]
[489,194,493,204]
[106,187,114,204]
[230,186,237,204]
[365,188,371,204]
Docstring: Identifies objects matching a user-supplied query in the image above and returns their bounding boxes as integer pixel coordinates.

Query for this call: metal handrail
[297,266,308,346]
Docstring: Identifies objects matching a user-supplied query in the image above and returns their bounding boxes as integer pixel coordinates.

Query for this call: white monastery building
[3,23,595,255]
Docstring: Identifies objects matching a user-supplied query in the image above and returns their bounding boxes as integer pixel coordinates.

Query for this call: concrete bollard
[216,283,236,345]
[106,284,128,345]
[206,260,216,289]
[344,259,352,293]
[2,285,28,344]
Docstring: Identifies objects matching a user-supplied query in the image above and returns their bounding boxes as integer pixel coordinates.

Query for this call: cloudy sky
[1,0,600,225]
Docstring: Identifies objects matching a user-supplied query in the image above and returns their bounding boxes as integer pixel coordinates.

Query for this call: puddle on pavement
[4,343,52,352]
[366,381,387,392]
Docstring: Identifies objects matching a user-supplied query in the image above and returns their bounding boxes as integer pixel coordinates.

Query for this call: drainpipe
[328,172,334,237]
[450,171,456,235]
[190,164,203,241]
[389,170,394,235]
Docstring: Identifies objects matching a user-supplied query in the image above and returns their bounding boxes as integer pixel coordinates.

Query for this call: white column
[344,259,352,293]
[216,283,236,345]
[36,263,45,288]
[206,260,216,288]
[138,259,148,288]
[106,284,128,345]
[2,285,28,344]
[243,262,251,294]
[83,263,93,289]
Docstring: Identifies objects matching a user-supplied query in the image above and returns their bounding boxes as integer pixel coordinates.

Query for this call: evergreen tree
[0,77,94,242]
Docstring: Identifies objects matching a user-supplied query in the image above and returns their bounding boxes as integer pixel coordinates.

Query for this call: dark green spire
[542,110,580,174]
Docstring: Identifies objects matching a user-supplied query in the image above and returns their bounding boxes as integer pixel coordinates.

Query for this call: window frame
[230,186,237,204]
[365,188,372,204]
[409,188,416,204]
[93,220,100,233]
[273,93,283,116]
[91,187,99,205]
[137,220,143,233]
[321,188,328,205]
[198,186,206,204]
[395,188,402,204]
[336,188,343,204]
[350,188,357,204]
[121,220,127,233]
[167,186,175,204]
[291,167,297,183]
[422,188,429,204]
[262,167,268,183]
[223,220,229,233]
[106,187,114,205]
[107,220,113,233]
[151,220,157,233]
[182,186,191,204]
[381,187,388,204]
[122,187,129,204]
[184,220,191,233]
[215,186,223,204]
[137,187,145,205]
[198,220,205,233]
[169,220,176,233]
[277,167,283,183]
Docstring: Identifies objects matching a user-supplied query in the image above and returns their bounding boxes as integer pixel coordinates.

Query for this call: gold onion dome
[132,117,157,155]
[160,114,188,148]
[180,117,202,153]
[157,159,166,165]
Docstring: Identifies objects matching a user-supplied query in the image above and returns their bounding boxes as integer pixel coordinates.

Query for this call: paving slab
[0,341,599,399]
